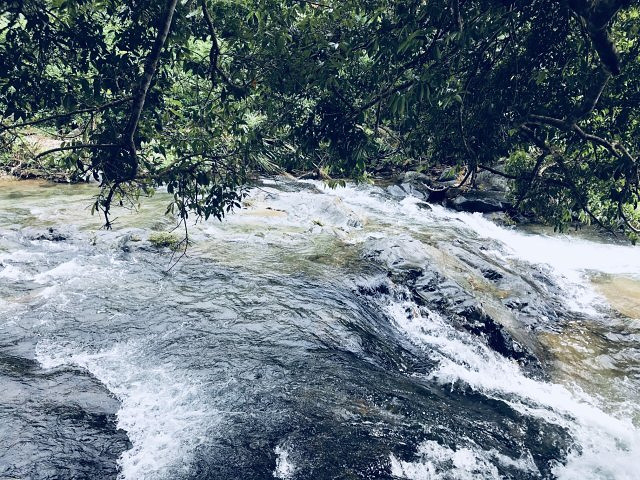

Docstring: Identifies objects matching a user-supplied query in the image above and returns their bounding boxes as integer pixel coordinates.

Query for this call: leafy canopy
[1,0,639,237]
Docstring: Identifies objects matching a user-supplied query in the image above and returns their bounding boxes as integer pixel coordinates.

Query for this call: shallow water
[1,177,639,479]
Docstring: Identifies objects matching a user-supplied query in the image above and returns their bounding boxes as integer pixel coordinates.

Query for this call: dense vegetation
[1,0,639,237]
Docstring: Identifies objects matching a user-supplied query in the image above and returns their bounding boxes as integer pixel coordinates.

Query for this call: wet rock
[399,183,427,200]
[385,184,407,198]
[482,268,503,281]
[258,176,323,194]
[475,169,510,193]
[438,168,459,182]
[389,268,424,285]
[357,282,391,296]
[412,275,543,377]
[362,240,544,377]
[401,171,431,184]
[457,305,536,366]
[425,186,449,202]
[398,171,451,202]
[416,202,432,211]
[484,211,516,227]
[447,190,510,213]
[29,227,68,242]
[363,237,431,274]
[0,349,131,479]
[114,231,145,253]
[504,298,529,311]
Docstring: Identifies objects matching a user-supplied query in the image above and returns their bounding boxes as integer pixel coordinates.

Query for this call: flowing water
[0,176,639,479]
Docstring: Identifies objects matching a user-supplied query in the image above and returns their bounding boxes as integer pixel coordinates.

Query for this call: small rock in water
[482,268,503,281]
[30,227,68,242]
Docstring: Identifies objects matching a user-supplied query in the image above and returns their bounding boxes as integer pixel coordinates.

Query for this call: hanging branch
[122,0,179,162]
[514,152,548,208]
[574,68,611,121]
[35,143,120,160]
[519,125,614,233]
[93,0,179,228]
[0,97,131,134]
[200,0,220,83]
[200,0,246,96]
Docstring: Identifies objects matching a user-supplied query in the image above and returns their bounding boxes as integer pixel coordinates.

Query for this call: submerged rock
[482,268,503,281]
[0,347,131,479]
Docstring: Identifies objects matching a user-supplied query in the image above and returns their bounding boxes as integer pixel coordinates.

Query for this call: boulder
[360,239,544,378]
[447,190,510,213]
[399,183,427,200]
[399,171,451,202]
[475,169,510,193]
[385,184,407,198]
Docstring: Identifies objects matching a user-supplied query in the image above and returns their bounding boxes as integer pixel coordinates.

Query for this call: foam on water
[36,340,216,480]
[0,264,25,280]
[384,296,640,480]
[33,259,87,283]
[430,207,640,276]
[273,445,296,479]
[222,186,364,234]
[427,206,640,314]
[390,440,539,479]
[0,249,45,263]
[297,182,639,316]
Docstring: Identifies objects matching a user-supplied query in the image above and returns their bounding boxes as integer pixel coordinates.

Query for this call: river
[0,176,639,479]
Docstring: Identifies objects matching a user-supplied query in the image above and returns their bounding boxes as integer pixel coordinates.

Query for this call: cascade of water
[1,177,638,479]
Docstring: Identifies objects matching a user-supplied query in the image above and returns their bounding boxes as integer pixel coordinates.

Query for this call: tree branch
[200,0,246,96]
[0,97,131,134]
[122,0,179,157]
[478,164,519,180]
[574,68,610,121]
[519,125,614,233]
[34,143,120,160]
[526,114,636,164]
[515,152,549,208]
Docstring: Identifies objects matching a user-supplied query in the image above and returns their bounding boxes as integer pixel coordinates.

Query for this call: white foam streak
[385,298,640,480]
[273,445,296,479]
[36,341,214,480]
[429,206,640,277]
[0,264,25,280]
[33,259,85,283]
[390,440,540,480]
[427,206,640,314]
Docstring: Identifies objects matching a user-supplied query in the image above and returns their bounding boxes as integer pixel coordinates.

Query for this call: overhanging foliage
[1,0,638,236]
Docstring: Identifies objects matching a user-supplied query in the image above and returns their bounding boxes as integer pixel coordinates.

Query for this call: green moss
[148,232,182,250]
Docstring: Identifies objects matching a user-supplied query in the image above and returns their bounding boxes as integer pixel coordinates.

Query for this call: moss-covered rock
[148,232,182,250]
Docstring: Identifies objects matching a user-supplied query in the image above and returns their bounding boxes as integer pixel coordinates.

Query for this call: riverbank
[0,133,79,183]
